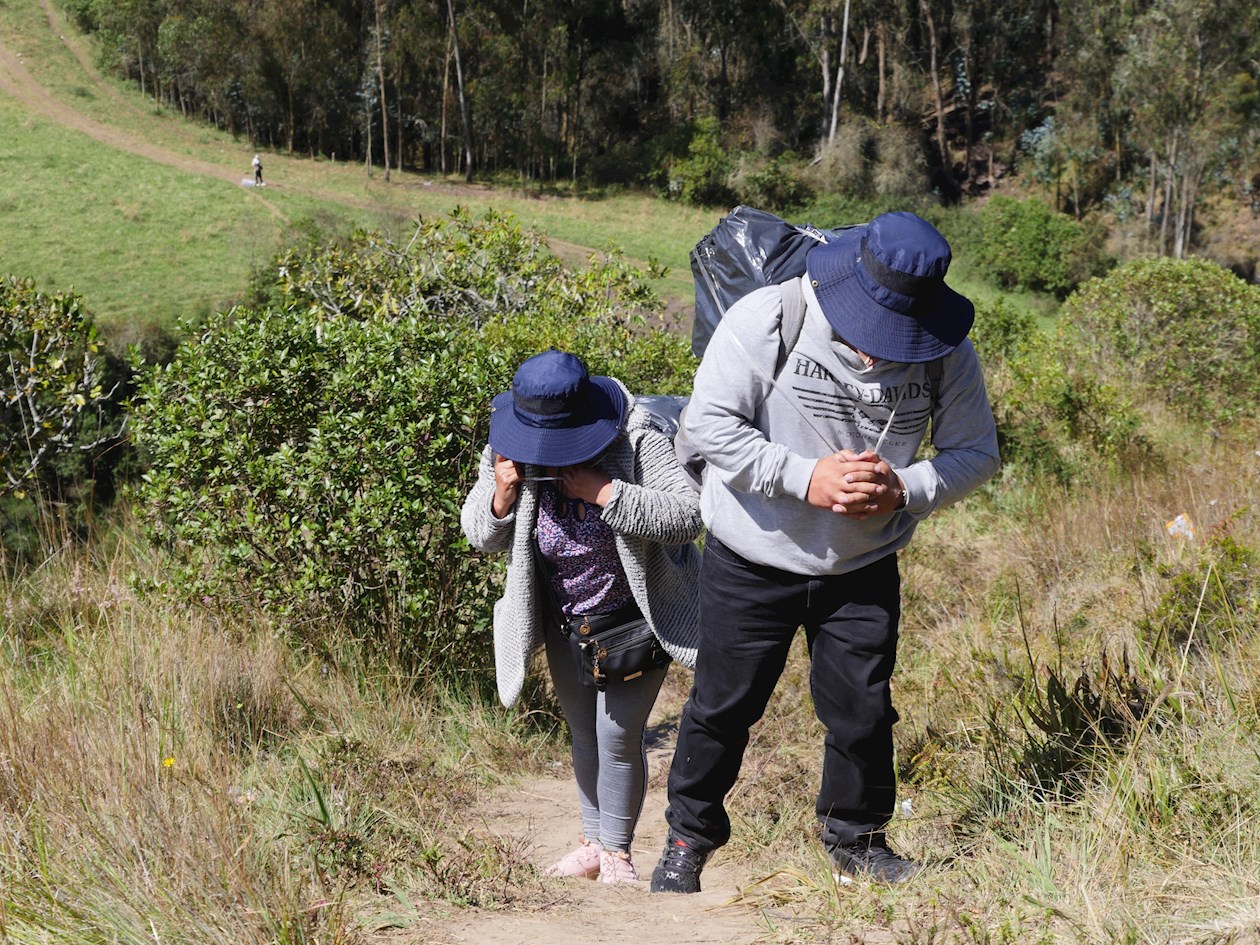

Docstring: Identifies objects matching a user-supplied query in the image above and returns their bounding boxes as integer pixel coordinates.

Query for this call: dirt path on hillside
[357,702,853,945]
[383,740,763,945]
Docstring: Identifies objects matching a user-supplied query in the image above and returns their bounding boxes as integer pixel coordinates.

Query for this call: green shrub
[1139,532,1259,654]
[972,298,1151,484]
[1,277,120,504]
[1058,256,1260,423]
[978,195,1108,297]
[129,210,694,677]
[970,296,1038,363]
[804,120,930,201]
[670,117,735,207]
[728,153,813,214]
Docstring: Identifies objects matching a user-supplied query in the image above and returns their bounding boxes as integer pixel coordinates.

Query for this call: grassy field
[0,0,722,330]
[0,0,1053,339]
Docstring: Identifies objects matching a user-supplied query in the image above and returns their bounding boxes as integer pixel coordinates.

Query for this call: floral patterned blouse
[536,484,633,619]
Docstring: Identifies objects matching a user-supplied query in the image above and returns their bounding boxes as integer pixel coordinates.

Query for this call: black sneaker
[827,836,920,885]
[649,832,711,894]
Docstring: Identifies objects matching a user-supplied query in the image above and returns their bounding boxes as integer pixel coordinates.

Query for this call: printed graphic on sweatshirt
[787,354,932,452]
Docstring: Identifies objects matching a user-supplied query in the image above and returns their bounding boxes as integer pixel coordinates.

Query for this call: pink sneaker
[544,838,601,879]
[599,848,639,884]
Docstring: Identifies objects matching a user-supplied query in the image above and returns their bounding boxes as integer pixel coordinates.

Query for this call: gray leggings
[544,626,668,853]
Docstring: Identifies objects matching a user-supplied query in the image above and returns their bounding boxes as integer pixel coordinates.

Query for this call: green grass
[0,0,717,333]
[2,0,1063,342]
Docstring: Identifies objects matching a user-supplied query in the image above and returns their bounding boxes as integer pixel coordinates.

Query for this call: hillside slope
[0,0,707,328]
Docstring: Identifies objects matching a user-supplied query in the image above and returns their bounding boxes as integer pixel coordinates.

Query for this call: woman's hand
[559,464,614,507]
[492,454,522,519]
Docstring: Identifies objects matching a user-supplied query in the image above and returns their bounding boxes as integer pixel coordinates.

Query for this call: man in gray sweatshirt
[650,211,999,893]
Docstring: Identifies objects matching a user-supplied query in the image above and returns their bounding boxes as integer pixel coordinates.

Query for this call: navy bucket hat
[489,349,627,467]
[806,211,974,363]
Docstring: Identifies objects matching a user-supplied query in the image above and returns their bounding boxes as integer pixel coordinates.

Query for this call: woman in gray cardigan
[461,349,701,883]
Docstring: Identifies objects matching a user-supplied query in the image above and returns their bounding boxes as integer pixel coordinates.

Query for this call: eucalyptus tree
[950,0,1054,192]
[1116,0,1258,256]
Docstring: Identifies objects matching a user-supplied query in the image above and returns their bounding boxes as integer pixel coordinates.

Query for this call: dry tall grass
[0,515,562,944]
[693,426,1260,943]
[2,426,1258,944]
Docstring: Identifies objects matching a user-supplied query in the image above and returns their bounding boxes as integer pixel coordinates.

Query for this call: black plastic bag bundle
[688,205,858,359]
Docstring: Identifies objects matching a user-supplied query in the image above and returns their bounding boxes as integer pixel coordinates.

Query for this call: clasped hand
[492,455,614,518]
[806,449,904,520]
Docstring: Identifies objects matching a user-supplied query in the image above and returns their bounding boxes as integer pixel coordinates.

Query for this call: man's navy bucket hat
[489,349,626,467]
[806,211,974,363]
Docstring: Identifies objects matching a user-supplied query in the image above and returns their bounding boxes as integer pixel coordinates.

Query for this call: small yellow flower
[162,757,175,768]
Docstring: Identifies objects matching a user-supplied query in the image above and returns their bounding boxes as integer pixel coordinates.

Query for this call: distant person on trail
[648,212,1000,893]
[461,348,702,884]
[252,153,263,185]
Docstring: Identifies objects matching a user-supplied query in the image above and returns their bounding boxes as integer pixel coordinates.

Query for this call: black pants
[664,536,901,851]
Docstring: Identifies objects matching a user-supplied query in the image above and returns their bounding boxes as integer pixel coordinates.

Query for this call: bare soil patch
[354,680,786,945]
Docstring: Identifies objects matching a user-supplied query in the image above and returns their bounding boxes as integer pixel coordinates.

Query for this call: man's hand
[806,449,905,520]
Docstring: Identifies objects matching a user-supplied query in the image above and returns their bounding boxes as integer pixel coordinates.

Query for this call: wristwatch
[895,487,908,510]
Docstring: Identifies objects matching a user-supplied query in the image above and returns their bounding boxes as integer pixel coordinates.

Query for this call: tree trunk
[820,16,832,143]
[571,43,586,183]
[919,0,949,173]
[876,22,886,123]
[440,33,451,175]
[827,0,851,144]
[446,0,474,182]
[1175,157,1199,259]
[1159,134,1178,256]
[375,0,391,181]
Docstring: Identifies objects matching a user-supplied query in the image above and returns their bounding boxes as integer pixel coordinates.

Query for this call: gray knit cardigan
[460,383,703,707]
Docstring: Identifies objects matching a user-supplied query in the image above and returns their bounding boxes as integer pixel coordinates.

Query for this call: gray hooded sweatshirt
[684,275,1000,576]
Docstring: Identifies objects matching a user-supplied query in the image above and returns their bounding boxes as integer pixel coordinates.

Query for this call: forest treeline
[61,0,1260,256]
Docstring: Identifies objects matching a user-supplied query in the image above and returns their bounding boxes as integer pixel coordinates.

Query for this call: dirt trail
[0,24,242,182]
[364,711,779,945]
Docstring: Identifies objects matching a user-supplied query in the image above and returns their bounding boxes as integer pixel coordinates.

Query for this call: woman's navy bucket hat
[806,211,974,363]
[489,349,626,467]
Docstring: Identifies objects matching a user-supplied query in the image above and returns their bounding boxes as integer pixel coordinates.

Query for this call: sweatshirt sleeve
[681,286,819,501]
[896,339,1000,517]
[459,443,516,553]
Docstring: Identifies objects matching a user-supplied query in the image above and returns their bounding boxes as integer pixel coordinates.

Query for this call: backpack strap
[674,277,808,492]
[775,276,807,378]
[925,356,944,439]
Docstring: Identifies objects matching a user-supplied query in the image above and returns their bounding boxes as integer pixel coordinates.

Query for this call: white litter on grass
[900,798,913,818]
[1165,514,1195,540]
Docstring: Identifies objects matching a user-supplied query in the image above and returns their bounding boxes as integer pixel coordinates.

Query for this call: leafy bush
[805,120,929,200]
[728,153,813,214]
[972,298,1152,483]
[978,195,1108,296]
[1140,532,1259,654]
[670,117,735,207]
[130,210,695,676]
[1,277,120,502]
[1058,256,1260,423]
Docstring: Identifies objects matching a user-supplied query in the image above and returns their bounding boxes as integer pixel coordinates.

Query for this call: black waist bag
[565,603,670,689]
